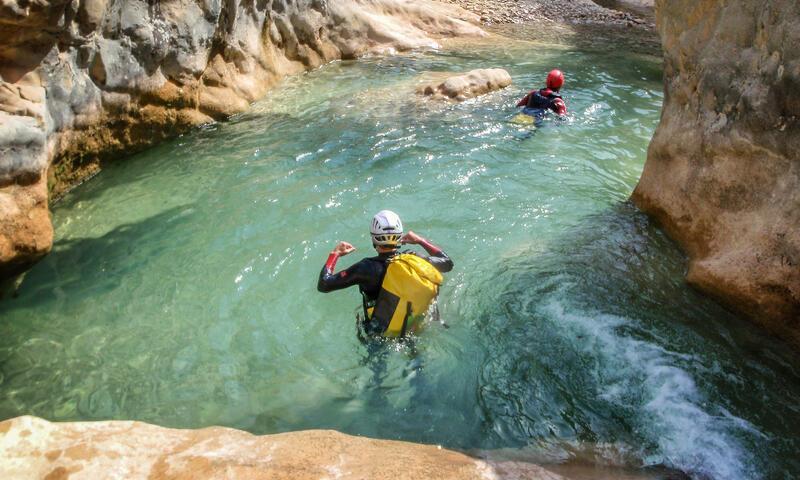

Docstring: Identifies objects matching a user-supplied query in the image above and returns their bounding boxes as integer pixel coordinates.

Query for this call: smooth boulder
[418,68,512,101]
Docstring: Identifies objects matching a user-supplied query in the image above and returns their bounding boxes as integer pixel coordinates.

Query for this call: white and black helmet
[371,210,403,248]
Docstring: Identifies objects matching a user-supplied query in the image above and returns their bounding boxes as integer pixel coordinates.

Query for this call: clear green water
[2,29,799,480]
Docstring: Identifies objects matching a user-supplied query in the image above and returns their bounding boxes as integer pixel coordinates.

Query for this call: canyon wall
[0,0,483,279]
[0,416,569,480]
[632,0,799,344]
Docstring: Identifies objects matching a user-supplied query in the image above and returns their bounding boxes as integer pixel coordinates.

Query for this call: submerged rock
[632,0,800,345]
[418,68,512,101]
[0,0,485,278]
[0,416,568,480]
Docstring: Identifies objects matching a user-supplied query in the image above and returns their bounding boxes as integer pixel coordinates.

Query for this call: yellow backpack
[366,253,443,337]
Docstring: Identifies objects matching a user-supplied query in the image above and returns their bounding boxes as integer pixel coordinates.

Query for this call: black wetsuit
[317,250,453,302]
[517,88,567,115]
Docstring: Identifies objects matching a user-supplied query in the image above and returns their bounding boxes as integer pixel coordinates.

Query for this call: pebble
[440,0,653,28]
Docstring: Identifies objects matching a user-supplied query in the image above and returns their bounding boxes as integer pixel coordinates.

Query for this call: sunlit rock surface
[0,416,569,480]
[0,175,51,280]
[632,0,800,344]
[417,68,512,101]
[0,0,484,278]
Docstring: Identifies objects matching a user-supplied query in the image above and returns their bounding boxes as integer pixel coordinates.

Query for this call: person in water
[317,210,453,338]
[516,69,567,116]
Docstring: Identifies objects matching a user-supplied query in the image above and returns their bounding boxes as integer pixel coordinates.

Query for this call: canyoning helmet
[546,69,565,91]
[371,210,403,249]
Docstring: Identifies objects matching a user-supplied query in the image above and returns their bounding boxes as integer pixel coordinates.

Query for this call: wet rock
[0,416,568,480]
[632,0,800,346]
[418,68,512,101]
[0,0,485,279]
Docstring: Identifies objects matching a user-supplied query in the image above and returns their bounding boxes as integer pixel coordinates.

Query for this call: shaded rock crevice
[0,0,484,277]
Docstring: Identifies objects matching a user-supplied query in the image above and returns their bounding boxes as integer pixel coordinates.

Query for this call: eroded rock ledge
[0,0,484,278]
[0,416,568,480]
[632,0,800,345]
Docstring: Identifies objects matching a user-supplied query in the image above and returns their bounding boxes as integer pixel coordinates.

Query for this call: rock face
[418,68,512,101]
[0,416,568,480]
[0,0,484,279]
[632,0,800,344]
[0,175,51,280]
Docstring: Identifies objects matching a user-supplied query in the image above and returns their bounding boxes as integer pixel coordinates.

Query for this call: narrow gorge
[0,0,483,278]
[1,1,799,479]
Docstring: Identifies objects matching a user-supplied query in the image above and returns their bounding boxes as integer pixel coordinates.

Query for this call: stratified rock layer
[0,416,568,480]
[0,0,484,278]
[418,68,512,101]
[632,0,800,344]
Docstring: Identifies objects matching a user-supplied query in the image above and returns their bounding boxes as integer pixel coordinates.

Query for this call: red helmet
[546,69,564,90]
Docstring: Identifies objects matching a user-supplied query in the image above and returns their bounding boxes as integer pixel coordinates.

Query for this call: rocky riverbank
[438,0,653,28]
[0,0,484,280]
[0,0,659,284]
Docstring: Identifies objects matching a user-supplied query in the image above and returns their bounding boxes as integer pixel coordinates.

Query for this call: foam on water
[542,300,758,479]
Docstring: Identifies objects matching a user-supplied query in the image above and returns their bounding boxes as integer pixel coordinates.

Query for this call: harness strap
[361,292,371,324]
[399,301,412,338]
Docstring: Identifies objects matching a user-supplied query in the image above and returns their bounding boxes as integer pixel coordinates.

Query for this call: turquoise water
[2,28,799,479]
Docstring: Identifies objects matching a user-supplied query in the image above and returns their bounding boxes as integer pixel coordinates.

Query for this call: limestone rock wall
[0,416,568,480]
[632,0,800,344]
[0,0,483,278]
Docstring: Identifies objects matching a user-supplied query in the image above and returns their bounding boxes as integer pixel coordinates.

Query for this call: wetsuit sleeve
[417,238,454,273]
[517,91,533,107]
[317,256,371,293]
[425,250,454,273]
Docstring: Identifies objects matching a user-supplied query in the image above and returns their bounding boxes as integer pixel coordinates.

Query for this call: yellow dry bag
[367,253,443,337]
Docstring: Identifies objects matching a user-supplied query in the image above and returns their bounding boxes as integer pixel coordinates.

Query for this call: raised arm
[400,231,454,273]
[552,97,567,115]
[317,242,364,293]
[516,91,533,107]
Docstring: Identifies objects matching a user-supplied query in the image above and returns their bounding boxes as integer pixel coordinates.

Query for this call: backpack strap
[399,301,412,338]
[361,291,371,324]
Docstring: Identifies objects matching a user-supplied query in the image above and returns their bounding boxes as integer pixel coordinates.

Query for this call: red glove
[553,98,567,115]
